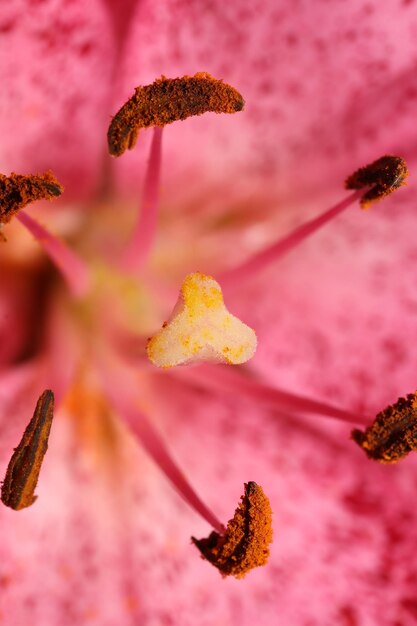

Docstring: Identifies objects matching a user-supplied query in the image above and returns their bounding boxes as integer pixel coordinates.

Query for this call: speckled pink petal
[114,0,417,215]
[2,375,417,626]
[0,0,115,196]
[228,187,417,416]
[2,2,417,626]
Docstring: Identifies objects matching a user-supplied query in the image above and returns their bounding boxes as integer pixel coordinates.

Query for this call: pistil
[146,272,257,368]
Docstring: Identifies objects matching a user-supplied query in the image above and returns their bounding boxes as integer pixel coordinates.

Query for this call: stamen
[147,272,257,368]
[1,390,54,510]
[219,190,363,287]
[102,375,224,532]
[352,391,417,463]
[0,170,90,297]
[345,155,408,208]
[175,364,368,425]
[107,72,244,157]
[192,482,273,579]
[122,126,163,271]
[17,211,90,298]
[0,171,63,224]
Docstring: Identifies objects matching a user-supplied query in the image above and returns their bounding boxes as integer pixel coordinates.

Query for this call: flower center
[0,68,411,579]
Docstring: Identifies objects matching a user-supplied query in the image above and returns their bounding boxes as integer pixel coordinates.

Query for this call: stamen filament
[174,363,368,425]
[17,210,90,298]
[219,190,363,287]
[103,374,223,532]
[122,126,163,272]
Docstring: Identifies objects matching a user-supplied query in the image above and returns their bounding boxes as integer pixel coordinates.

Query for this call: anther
[0,171,63,224]
[1,390,55,510]
[352,391,417,463]
[345,155,408,209]
[108,72,244,157]
[192,482,273,579]
[146,272,257,368]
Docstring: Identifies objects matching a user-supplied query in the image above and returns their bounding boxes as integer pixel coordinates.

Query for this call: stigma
[345,155,408,208]
[146,272,257,368]
[352,391,417,463]
[107,73,244,157]
[192,482,273,579]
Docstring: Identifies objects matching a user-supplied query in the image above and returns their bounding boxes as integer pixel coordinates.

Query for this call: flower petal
[0,0,115,196]
[115,0,417,213]
[2,377,416,625]
[228,190,417,414]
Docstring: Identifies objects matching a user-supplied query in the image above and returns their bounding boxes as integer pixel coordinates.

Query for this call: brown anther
[0,171,63,225]
[108,72,245,157]
[352,391,417,463]
[1,390,55,510]
[345,155,408,209]
[192,482,273,579]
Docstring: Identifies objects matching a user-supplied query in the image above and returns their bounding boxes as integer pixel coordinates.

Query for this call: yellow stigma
[147,272,257,368]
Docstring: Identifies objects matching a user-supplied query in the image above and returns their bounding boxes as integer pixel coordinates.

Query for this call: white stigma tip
[147,272,257,368]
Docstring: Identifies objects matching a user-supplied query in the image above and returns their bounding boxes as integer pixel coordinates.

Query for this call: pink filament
[17,210,90,298]
[103,368,224,532]
[219,190,363,287]
[122,126,164,272]
[176,363,369,426]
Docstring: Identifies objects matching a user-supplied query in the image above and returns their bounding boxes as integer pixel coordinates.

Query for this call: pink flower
[1,0,417,624]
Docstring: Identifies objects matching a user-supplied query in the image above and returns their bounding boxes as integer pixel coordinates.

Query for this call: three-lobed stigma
[192,482,273,579]
[146,272,257,368]
[345,155,408,209]
[0,171,63,225]
[107,73,244,157]
[352,391,417,463]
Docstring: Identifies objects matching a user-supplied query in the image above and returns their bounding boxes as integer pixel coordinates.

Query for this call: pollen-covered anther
[352,391,417,463]
[1,390,55,510]
[146,272,257,368]
[345,155,408,209]
[0,171,63,225]
[108,72,244,157]
[192,482,273,579]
